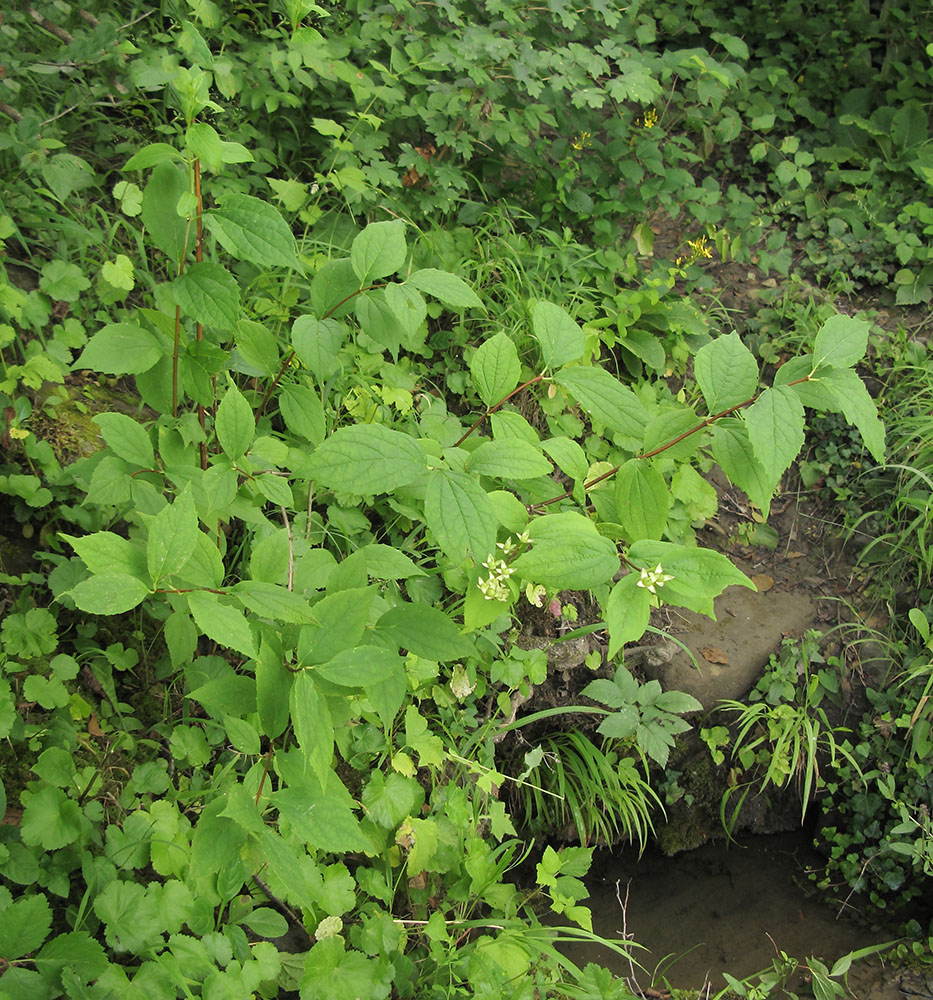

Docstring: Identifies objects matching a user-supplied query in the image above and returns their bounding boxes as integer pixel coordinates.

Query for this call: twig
[281,506,295,591]
[27,7,74,43]
[251,873,310,942]
[0,102,22,122]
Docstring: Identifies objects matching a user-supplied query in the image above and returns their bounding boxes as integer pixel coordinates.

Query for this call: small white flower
[635,563,674,595]
[525,583,547,607]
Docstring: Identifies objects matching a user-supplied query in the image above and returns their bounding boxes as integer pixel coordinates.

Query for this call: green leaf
[21,786,84,850]
[315,646,405,686]
[512,512,619,590]
[62,531,147,579]
[176,531,225,588]
[465,439,552,479]
[39,260,90,302]
[289,673,334,788]
[408,268,483,309]
[256,632,292,739]
[358,543,425,580]
[469,332,521,407]
[614,459,669,541]
[377,604,474,661]
[555,366,648,449]
[234,582,316,624]
[350,219,407,284]
[709,418,775,518]
[300,937,391,1000]
[292,315,347,381]
[173,261,240,331]
[424,468,497,565]
[308,424,426,494]
[694,332,758,414]
[186,590,257,658]
[533,301,585,369]
[541,437,588,482]
[822,367,886,464]
[280,382,325,445]
[141,161,188,264]
[743,385,805,488]
[0,893,51,959]
[404,706,445,769]
[73,323,162,375]
[309,258,359,320]
[384,282,426,339]
[215,378,255,459]
[604,575,651,657]
[240,907,288,939]
[300,588,375,665]
[628,540,756,616]
[124,142,185,170]
[36,931,108,984]
[206,194,302,271]
[362,772,421,830]
[70,573,150,614]
[148,489,199,584]
[812,315,870,370]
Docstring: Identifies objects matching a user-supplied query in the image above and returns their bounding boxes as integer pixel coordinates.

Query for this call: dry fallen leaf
[88,713,105,737]
[752,573,774,592]
[700,645,730,665]
[786,551,806,559]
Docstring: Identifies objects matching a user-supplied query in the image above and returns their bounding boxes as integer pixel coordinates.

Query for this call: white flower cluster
[477,532,531,601]
[635,563,674,595]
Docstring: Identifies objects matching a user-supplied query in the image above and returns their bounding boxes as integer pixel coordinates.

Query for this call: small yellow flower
[641,108,658,129]
[570,130,591,150]
[9,427,30,440]
[687,235,713,260]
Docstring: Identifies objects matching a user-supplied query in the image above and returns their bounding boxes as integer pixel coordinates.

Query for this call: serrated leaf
[694,332,759,414]
[596,705,640,739]
[408,267,483,308]
[812,315,870,370]
[21,786,84,850]
[147,489,198,584]
[0,893,51,959]
[308,424,426,494]
[533,300,585,369]
[628,540,755,617]
[469,332,521,407]
[186,589,257,658]
[822,367,886,464]
[614,459,669,542]
[73,323,162,375]
[315,645,405,686]
[291,315,346,382]
[173,261,240,331]
[555,366,648,449]
[424,468,497,565]
[123,142,185,169]
[604,575,651,657]
[69,573,150,614]
[289,673,334,788]
[62,531,147,579]
[206,193,302,271]
[351,219,406,283]
[743,385,805,487]
[541,436,588,481]
[465,439,552,479]
[709,418,775,518]
[512,512,618,590]
[358,543,425,579]
[255,473,293,508]
[280,382,325,445]
[234,582,316,624]
[37,930,108,983]
[256,632,292,739]
[377,604,474,661]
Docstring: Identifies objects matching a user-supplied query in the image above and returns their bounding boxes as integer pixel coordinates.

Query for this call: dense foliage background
[0,2,931,997]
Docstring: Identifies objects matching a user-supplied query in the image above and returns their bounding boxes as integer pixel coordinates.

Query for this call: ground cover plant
[0,1,928,997]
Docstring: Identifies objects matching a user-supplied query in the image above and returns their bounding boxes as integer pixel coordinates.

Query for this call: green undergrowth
[0,1,928,997]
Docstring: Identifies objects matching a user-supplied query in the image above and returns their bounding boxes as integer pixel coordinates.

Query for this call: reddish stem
[453,374,545,448]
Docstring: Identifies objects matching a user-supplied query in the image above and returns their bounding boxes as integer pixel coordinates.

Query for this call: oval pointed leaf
[350,219,406,283]
[694,332,759,414]
[605,575,652,657]
[812,315,870,370]
[614,459,669,541]
[93,412,154,468]
[377,603,475,661]
[425,468,497,565]
[73,324,162,375]
[205,194,301,271]
[173,261,240,331]
[533,300,585,369]
[147,489,199,584]
[466,439,552,479]
[70,574,150,614]
[408,268,483,309]
[215,379,256,459]
[512,512,618,590]
[555,366,648,449]
[710,418,774,518]
[470,332,520,407]
[315,645,405,686]
[186,589,257,658]
[308,424,426,494]
[743,385,805,486]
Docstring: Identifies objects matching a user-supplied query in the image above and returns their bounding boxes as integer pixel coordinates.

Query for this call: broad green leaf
[465,439,552,479]
[743,385,805,488]
[37,930,108,984]
[655,689,703,714]
[214,377,255,459]
[124,142,185,169]
[533,300,585,369]
[614,459,669,541]
[291,315,347,381]
[185,121,225,172]
[39,260,90,302]
[315,646,405,686]
[299,587,375,665]
[604,575,652,657]
[69,573,150,614]
[812,314,870,370]
[542,436,589,482]
[595,705,639,739]
[73,323,162,375]
[822,367,886,464]
[408,267,483,309]
[405,706,445,768]
[356,289,404,357]
[21,785,84,850]
[141,161,188,264]
[350,219,407,284]
[385,281,426,339]
[187,674,256,719]
[255,473,293,508]
[280,382,325,445]
[289,673,334,789]
[256,632,292,739]
[173,261,240,331]
[62,531,147,579]
[300,938,393,1000]
[236,319,279,376]
[206,193,302,271]
[309,258,359,320]
[512,512,618,590]
[147,489,198,584]
[641,407,705,462]
[0,893,51,959]
[629,540,756,617]
[186,589,257,658]
[308,424,426,494]
[709,418,775,518]
[469,332,521,407]
[240,908,288,939]
[376,604,474,661]
[176,530,225,588]
[555,366,648,449]
[234,582,316,624]
[694,332,759,414]
[362,772,422,830]
[425,468,497,565]
[359,543,425,580]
